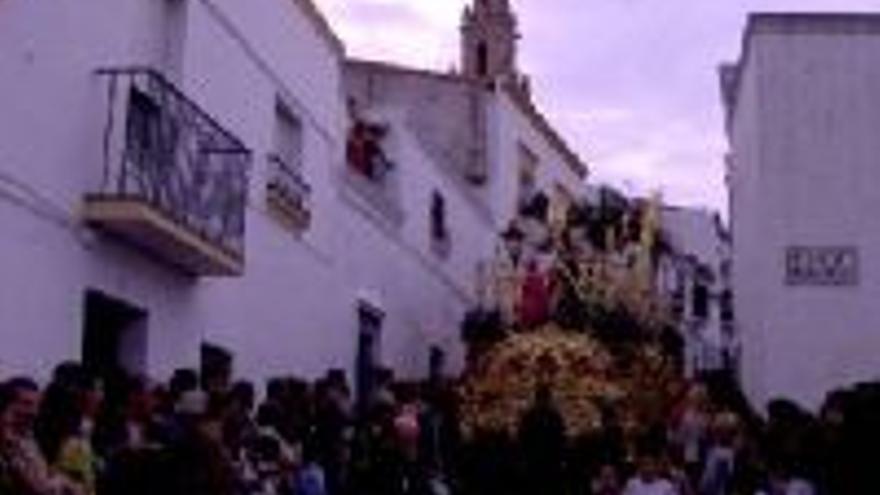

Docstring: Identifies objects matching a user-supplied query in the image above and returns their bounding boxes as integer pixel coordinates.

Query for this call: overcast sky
[317,0,878,213]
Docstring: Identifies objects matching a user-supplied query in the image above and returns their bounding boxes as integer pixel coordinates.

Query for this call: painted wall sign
[785,246,859,287]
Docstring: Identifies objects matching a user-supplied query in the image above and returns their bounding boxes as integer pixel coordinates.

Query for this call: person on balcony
[347,119,393,182]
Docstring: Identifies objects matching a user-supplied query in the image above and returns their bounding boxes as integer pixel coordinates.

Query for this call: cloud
[343,2,423,27]
[319,0,466,66]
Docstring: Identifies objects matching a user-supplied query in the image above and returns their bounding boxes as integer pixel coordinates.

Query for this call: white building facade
[0,0,586,388]
[722,14,880,410]
[0,0,355,384]
[658,207,734,379]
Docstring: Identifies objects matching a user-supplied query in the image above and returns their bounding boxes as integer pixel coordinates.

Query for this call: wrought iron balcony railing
[87,68,251,274]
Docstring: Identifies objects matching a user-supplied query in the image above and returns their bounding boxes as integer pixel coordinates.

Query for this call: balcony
[266,154,312,232]
[84,68,250,276]
[341,116,404,225]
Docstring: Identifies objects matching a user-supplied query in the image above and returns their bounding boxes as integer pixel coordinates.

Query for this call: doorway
[82,290,147,379]
[355,302,383,414]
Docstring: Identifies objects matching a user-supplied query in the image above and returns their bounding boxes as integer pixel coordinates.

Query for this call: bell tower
[461,0,519,81]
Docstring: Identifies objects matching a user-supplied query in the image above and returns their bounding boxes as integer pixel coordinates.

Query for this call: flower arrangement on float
[458,187,685,439]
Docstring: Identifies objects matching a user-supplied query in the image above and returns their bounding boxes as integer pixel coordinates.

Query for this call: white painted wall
[726,16,880,410]
[487,90,585,219]
[179,0,356,383]
[0,0,356,384]
[0,0,211,381]
[728,28,770,408]
[0,0,587,388]
[340,66,499,376]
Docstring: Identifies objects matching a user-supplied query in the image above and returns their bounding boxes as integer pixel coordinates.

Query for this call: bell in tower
[461,0,519,81]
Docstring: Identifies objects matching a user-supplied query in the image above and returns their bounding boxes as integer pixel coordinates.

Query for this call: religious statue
[493,223,526,326]
[518,258,552,329]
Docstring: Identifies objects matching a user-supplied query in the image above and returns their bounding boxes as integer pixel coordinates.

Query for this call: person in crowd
[295,437,327,495]
[0,382,15,492]
[255,396,299,469]
[167,369,198,410]
[0,377,84,495]
[622,445,679,495]
[393,383,422,463]
[418,381,460,492]
[284,378,313,449]
[243,432,288,495]
[461,429,517,495]
[96,375,163,455]
[351,393,400,495]
[665,452,695,495]
[370,367,397,413]
[697,412,739,495]
[391,383,427,495]
[99,375,175,495]
[755,462,816,495]
[591,463,622,495]
[201,345,233,398]
[17,357,880,495]
[813,390,849,494]
[166,390,237,495]
[225,381,258,458]
[36,369,103,495]
[518,385,567,495]
[670,384,710,485]
[313,374,354,495]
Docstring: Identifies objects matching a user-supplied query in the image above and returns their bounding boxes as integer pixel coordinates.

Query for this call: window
[720,290,734,322]
[431,190,451,257]
[693,283,709,319]
[273,101,302,169]
[477,41,489,77]
[672,290,685,318]
[517,143,538,211]
[267,100,311,231]
[356,303,383,413]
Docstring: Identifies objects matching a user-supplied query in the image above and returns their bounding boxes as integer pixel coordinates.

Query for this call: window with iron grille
[274,101,302,170]
[267,100,311,230]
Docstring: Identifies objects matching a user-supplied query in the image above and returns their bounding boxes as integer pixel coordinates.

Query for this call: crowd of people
[459,374,880,495]
[2,359,880,495]
[0,360,461,495]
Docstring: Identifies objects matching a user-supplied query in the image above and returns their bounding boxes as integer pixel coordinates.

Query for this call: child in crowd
[623,447,679,495]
